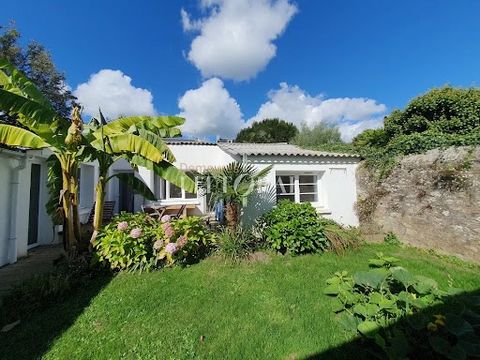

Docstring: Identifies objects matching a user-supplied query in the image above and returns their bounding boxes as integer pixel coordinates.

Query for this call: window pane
[299,175,315,184]
[300,193,317,202]
[299,184,317,193]
[276,194,295,203]
[169,183,182,199]
[276,184,294,194]
[277,175,294,185]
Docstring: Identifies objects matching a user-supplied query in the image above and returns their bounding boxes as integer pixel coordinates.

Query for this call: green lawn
[2,244,480,360]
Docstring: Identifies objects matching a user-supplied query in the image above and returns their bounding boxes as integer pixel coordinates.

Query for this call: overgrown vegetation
[257,201,360,255]
[324,253,480,359]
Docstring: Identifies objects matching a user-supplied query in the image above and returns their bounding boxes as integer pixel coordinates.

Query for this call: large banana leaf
[100,115,184,135]
[130,156,196,193]
[90,133,164,163]
[45,155,63,225]
[0,89,66,134]
[0,59,52,108]
[0,124,49,148]
[136,128,176,162]
[107,172,155,200]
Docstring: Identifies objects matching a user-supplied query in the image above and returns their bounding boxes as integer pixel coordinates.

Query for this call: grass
[1,243,480,359]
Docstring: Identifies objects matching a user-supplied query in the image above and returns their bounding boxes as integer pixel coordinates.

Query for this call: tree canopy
[0,23,76,125]
[292,122,343,148]
[235,118,298,143]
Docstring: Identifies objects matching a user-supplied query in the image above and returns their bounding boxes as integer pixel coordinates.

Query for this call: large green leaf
[91,133,164,163]
[0,89,65,134]
[153,161,196,193]
[130,156,195,193]
[0,124,49,148]
[136,128,176,162]
[100,115,185,135]
[0,59,52,108]
[108,173,155,200]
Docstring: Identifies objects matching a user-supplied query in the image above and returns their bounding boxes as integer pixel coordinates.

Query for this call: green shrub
[384,87,480,137]
[259,201,329,255]
[383,232,401,246]
[93,213,216,272]
[324,253,480,359]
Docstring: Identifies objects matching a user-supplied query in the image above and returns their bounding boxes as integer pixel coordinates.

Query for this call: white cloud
[178,78,244,138]
[74,69,155,120]
[182,0,297,81]
[248,83,387,141]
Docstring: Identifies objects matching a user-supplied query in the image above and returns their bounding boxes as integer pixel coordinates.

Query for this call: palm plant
[197,162,272,229]
[0,60,171,253]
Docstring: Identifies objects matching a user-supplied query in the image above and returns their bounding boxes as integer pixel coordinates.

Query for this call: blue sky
[3,0,480,140]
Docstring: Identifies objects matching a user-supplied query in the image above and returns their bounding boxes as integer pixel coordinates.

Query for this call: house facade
[0,141,361,267]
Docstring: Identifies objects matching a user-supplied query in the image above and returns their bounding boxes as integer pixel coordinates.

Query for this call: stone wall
[357,147,480,262]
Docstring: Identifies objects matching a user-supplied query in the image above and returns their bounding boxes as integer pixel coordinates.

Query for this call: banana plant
[0,60,170,253]
[84,110,195,244]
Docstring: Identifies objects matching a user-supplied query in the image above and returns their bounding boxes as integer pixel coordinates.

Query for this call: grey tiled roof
[218,142,359,158]
[164,138,216,146]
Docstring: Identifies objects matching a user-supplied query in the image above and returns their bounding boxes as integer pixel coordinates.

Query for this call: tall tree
[235,118,298,143]
[0,23,76,125]
[292,122,343,148]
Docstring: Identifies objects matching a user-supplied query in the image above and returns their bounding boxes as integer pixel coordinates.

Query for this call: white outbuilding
[0,141,361,267]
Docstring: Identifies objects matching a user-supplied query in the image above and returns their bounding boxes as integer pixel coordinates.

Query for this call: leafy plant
[324,253,480,359]
[93,213,215,271]
[384,232,401,246]
[216,226,253,262]
[259,201,329,255]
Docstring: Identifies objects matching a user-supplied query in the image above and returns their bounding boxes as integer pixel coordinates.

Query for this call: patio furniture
[87,201,116,224]
[141,204,166,219]
[170,204,186,220]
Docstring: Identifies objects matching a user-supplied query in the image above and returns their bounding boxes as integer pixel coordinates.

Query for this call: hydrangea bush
[93,212,216,272]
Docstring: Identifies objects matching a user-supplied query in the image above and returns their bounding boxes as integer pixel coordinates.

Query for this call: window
[276,173,319,204]
[156,172,197,201]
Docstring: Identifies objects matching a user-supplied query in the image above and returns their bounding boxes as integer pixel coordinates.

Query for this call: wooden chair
[87,201,116,224]
[141,204,166,219]
[170,204,186,220]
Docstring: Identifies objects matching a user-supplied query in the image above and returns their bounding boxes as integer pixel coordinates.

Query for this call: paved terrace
[0,245,64,298]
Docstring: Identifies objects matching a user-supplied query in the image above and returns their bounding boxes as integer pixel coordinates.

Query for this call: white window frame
[276,172,321,205]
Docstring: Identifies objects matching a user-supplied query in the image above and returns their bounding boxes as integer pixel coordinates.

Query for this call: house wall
[0,149,54,267]
[241,156,360,227]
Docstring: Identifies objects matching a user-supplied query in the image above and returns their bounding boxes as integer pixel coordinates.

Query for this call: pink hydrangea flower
[165,242,177,254]
[117,221,128,231]
[176,235,188,248]
[153,239,164,251]
[130,228,142,239]
[162,222,174,238]
[161,215,171,223]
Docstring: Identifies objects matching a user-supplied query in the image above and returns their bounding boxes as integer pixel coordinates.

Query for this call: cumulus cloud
[182,0,297,81]
[74,69,155,120]
[178,78,244,138]
[248,83,387,141]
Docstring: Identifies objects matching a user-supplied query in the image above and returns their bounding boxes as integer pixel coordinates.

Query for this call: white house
[0,140,361,267]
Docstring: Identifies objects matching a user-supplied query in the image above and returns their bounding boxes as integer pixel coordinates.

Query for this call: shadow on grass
[303,289,480,359]
[0,273,112,360]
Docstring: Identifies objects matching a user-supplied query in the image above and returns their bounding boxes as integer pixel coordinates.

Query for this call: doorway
[118,172,134,212]
[28,163,41,246]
